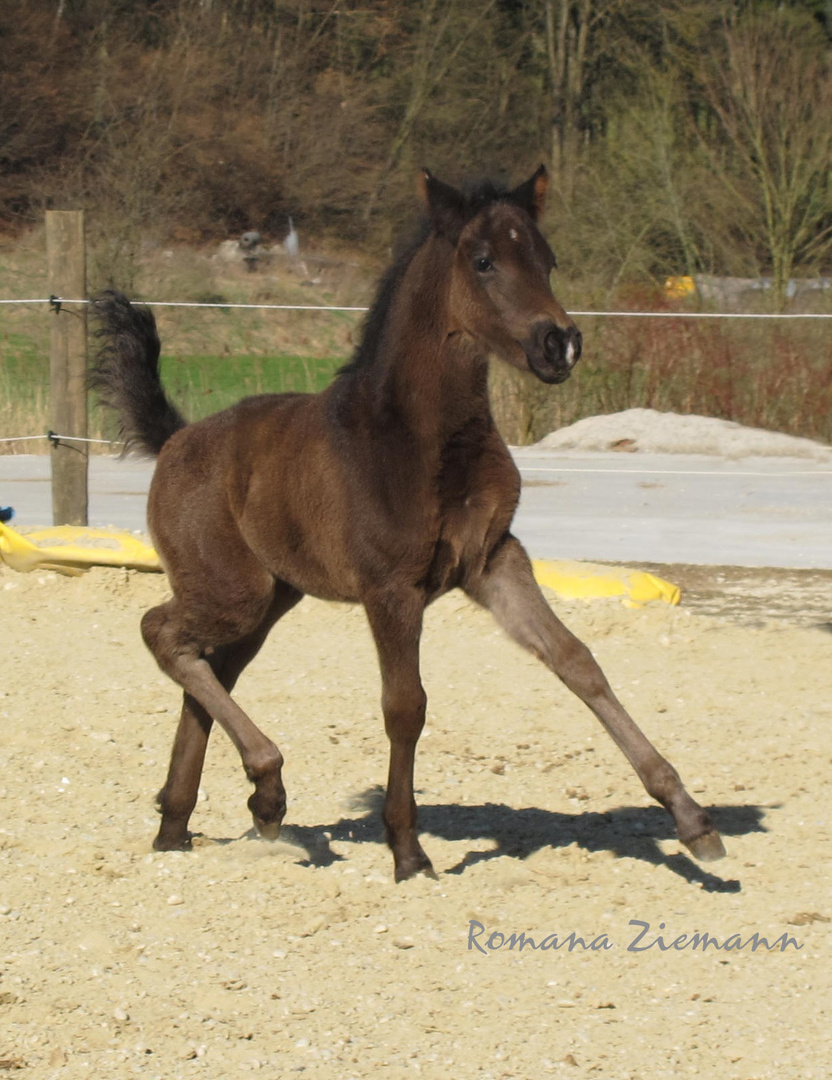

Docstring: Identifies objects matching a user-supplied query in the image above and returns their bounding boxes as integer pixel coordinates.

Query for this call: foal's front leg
[364,587,436,882]
[466,537,725,862]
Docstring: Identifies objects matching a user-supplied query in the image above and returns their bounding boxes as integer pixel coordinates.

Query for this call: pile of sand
[536,408,832,460]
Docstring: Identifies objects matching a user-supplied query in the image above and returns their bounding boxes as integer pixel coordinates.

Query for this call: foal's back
[148,389,369,604]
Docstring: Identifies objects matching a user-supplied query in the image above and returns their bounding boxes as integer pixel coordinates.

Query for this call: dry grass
[3,235,832,452]
[491,292,832,446]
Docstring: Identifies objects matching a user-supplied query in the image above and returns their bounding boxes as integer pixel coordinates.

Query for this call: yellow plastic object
[0,524,676,604]
[0,523,162,576]
[664,275,696,298]
[532,559,680,608]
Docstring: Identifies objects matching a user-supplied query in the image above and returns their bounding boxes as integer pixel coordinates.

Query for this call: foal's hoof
[394,852,438,883]
[153,831,193,852]
[684,830,726,862]
[254,818,282,841]
[247,790,285,841]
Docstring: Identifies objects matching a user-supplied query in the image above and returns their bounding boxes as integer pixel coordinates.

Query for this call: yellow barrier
[532,559,680,608]
[0,523,161,576]
[0,524,680,607]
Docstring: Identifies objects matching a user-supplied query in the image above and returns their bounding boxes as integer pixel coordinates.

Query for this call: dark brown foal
[90,165,724,881]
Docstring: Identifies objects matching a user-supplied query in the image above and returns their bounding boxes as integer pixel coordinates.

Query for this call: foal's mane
[338,178,525,378]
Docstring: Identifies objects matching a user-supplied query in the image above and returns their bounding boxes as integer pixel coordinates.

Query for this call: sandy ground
[1,562,830,1080]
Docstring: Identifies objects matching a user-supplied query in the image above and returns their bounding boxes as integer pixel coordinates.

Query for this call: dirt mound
[537,408,832,460]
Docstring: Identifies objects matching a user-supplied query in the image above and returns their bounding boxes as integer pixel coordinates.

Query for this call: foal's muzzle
[524,322,582,384]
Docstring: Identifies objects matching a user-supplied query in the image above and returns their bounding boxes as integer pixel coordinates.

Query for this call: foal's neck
[370,236,493,440]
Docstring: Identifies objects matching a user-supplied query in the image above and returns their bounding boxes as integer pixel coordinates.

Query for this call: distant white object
[284,216,299,260]
[239,230,262,252]
[239,231,263,271]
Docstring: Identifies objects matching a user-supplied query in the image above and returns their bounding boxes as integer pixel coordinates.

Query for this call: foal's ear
[420,169,467,242]
[509,165,549,220]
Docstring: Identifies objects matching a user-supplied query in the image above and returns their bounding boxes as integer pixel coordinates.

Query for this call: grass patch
[0,231,366,451]
[158,353,341,421]
[0,328,49,451]
[0,340,341,451]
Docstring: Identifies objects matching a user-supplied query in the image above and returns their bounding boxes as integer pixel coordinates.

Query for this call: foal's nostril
[543,326,581,367]
[544,329,561,359]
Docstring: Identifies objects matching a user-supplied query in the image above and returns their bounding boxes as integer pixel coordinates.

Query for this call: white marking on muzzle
[566,339,577,367]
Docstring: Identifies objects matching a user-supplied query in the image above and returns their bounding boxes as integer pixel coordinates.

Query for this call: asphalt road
[512,448,832,570]
[2,449,831,570]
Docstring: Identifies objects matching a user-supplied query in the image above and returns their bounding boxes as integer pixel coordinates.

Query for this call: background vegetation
[2,0,832,445]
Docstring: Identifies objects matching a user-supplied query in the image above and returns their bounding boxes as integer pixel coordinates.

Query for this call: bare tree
[699,11,832,305]
[541,0,637,196]
[362,0,500,222]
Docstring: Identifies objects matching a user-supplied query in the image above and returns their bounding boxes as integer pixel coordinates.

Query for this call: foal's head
[423,166,581,384]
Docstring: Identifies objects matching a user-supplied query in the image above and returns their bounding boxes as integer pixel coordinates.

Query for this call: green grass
[1,331,46,377]
[0,338,342,450]
[0,329,50,449]
[158,353,341,421]
[0,230,364,450]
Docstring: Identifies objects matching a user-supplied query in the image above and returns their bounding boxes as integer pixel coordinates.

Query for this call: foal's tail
[88,290,186,457]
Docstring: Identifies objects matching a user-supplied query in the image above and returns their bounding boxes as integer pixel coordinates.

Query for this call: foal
[91,166,725,880]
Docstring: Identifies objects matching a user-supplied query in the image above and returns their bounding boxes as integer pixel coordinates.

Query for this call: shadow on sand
[212,788,770,894]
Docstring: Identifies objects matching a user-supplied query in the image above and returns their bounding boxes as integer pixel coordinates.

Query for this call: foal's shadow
[271,787,768,894]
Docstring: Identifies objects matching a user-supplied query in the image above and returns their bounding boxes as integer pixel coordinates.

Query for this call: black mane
[337,220,431,378]
[338,178,522,378]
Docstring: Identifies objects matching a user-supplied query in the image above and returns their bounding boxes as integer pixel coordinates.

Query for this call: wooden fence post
[46,210,88,526]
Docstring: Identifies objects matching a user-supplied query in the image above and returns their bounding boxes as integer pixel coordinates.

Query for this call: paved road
[2,450,831,569]
[0,454,156,534]
[512,449,832,569]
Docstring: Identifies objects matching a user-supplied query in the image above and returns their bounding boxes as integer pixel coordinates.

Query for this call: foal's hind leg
[144,582,302,849]
[154,690,213,851]
[465,538,725,862]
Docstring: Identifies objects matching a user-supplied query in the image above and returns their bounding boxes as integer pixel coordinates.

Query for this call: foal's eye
[474,257,494,274]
